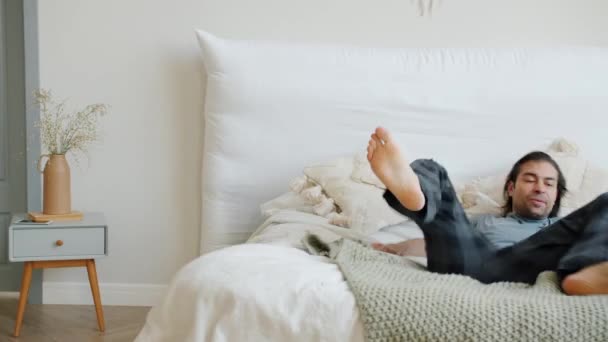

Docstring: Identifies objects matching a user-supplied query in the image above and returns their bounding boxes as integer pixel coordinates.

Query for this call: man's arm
[372,238,426,257]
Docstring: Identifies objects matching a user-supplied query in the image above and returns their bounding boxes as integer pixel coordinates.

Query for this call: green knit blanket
[305,236,608,342]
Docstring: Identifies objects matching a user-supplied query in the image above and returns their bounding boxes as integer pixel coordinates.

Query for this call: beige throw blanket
[306,236,608,341]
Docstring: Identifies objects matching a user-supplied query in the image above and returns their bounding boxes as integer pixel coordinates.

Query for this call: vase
[39,154,71,215]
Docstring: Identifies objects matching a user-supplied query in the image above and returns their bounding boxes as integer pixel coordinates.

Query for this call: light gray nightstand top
[10,212,106,229]
[8,212,108,262]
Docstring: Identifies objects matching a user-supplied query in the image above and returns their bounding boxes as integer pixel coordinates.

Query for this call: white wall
[37,0,608,305]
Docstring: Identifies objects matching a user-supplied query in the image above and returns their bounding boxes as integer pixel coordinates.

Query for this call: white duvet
[135,210,424,342]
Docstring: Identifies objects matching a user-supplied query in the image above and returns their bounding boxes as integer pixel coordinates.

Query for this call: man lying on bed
[367,127,608,296]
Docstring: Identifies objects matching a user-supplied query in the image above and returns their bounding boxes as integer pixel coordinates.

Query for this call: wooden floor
[0,296,150,342]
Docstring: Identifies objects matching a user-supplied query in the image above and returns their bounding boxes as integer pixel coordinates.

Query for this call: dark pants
[384,159,608,285]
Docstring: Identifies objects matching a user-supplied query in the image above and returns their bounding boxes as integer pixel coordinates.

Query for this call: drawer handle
[55,240,64,247]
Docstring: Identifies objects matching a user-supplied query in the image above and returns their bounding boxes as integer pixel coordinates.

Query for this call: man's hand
[371,238,426,257]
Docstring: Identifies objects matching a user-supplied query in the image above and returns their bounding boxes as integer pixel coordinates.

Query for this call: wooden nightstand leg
[14,261,33,337]
[86,259,105,332]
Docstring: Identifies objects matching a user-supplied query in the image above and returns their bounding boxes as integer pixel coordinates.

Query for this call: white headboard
[196,30,608,253]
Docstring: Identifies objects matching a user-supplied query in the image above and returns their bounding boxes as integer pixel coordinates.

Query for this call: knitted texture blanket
[305,236,608,341]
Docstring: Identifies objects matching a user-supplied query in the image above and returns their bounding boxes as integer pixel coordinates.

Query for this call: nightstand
[8,212,108,337]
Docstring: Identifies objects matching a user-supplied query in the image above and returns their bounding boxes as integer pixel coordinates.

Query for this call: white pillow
[459,138,604,217]
[260,192,316,218]
[303,155,407,235]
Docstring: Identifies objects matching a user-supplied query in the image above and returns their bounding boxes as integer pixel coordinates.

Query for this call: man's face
[507,160,559,219]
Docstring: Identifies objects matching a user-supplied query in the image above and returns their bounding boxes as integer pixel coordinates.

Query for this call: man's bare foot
[367,127,425,211]
[371,238,426,257]
[561,261,608,295]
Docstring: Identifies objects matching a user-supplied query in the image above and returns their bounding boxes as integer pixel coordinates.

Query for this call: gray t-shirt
[472,213,559,249]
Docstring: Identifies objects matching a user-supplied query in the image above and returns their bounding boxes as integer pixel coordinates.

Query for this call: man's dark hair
[502,151,567,217]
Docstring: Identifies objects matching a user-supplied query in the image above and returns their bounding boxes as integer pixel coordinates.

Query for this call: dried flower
[34,88,108,156]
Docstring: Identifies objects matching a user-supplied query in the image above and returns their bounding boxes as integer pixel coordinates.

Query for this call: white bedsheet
[135,211,422,341]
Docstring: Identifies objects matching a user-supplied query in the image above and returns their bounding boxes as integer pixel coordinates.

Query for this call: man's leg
[555,193,608,278]
[383,159,495,277]
[482,193,608,290]
[367,127,494,278]
[556,193,608,295]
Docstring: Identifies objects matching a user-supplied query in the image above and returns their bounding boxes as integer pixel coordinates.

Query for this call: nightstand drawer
[12,227,106,259]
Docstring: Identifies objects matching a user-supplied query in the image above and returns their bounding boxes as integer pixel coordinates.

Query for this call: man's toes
[375,127,391,144]
[372,133,385,147]
[370,138,377,150]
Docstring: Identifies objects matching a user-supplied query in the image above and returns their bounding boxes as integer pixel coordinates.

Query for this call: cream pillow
[260,191,316,218]
[351,154,385,189]
[302,155,407,235]
[560,162,608,216]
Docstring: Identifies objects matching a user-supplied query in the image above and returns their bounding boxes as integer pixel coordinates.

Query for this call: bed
[135,32,608,341]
